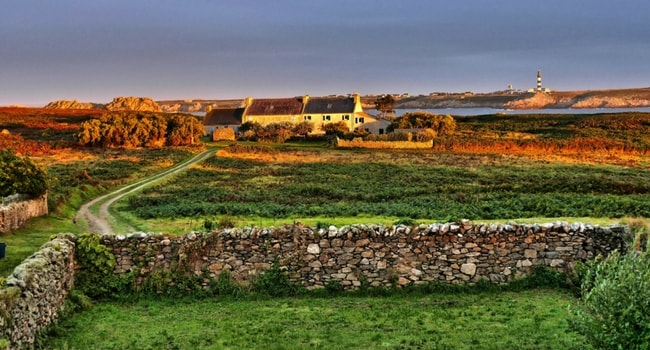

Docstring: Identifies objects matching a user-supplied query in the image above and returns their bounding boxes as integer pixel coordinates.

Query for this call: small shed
[203,108,244,135]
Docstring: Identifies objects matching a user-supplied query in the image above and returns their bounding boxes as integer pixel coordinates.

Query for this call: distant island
[40,87,650,114]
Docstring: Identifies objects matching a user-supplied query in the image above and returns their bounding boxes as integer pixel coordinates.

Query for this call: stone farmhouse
[203,94,391,136]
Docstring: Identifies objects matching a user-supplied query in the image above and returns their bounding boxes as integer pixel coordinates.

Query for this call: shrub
[569,245,650,349]
[74,233,117,298]
[0,149,48,197]
[321,121,350,138]
[415,128,437,141]
[251,259,303,297]
[388,112,456,135]
[387,131,412,142]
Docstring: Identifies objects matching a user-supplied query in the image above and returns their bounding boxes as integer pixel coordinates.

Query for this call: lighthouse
[536,70,542,92]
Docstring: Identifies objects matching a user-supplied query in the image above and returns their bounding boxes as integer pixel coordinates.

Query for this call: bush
[415,128,437,141]
[569,245,650,349]
[74,233,117,298]
[387,131,412,141]
[321,121,350,138]
[251,259,303,297]
[0,149,48,197]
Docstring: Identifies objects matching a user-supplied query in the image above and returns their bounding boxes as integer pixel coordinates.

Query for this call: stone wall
[0,236,76,349]
[0,194,48,233]
[336,138,433,149]
[103,222,629,289]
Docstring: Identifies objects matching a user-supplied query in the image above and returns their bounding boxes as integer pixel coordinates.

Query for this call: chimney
[243,97,253,107]
[353,93,361,105]
[302,95,310,104]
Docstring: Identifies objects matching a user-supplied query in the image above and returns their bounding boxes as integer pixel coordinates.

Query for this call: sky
[1,0,649,106]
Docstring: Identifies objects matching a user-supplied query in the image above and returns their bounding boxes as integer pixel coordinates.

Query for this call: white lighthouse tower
[536,70,542,92]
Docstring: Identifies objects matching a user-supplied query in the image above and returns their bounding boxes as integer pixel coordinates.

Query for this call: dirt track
[75,148,215,234]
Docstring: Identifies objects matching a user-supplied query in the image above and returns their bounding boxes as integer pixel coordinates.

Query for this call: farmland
[2,108,650,349]
[121,111,650,231]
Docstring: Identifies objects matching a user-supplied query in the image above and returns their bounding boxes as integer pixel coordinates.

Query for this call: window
[327,103,333,109]
[359,117,365,123]
[323,115,331,121]
[379,128,384,135]
[342,115,350,121]
[304,115,312,121]
[355,117,365,124]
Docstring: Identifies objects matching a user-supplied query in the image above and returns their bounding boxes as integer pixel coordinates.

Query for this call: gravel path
[75,148,215,234]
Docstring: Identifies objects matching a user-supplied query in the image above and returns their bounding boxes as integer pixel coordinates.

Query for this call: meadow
[120,144,650,232]
[3,108,650,348]
[44,290,586,350]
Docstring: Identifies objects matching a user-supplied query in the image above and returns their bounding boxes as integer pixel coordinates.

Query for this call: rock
[397,277,410,286]
[105,96,162,112]
[504,93,557,109]
[44,99,103,109]
[460,263,476,276]
[523,249,537,259]
[307,244,320,254]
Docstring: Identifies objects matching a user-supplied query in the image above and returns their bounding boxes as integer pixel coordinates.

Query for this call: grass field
[3,109,649,349]
[44,290,586,350]
[118,144,650,231]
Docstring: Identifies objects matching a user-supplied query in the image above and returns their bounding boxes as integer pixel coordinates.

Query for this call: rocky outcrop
[504,93,558,109]
[44,100,103,110]
[394,88,650,110]
[105,97,162,112]
[571,96,650,109]
[160,102,205,113]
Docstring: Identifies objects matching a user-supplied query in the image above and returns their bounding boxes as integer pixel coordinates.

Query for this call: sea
[393,107,650,117]
[193,107,650,118]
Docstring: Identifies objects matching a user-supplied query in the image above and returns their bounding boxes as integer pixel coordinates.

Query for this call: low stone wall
[0,194,48,233]
[0,236,76,349]
[103,222,629,289]
[336,138,433,149]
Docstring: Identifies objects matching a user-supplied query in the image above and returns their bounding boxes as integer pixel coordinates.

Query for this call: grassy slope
[45,290,585,350]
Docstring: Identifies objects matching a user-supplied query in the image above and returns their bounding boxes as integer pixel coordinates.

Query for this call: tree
[167,115,203,146]
[77,119,103,146]
[0,149,48,198]
[321,121,350,137]
[292,121,314,136]
[374,94,395,118]
[388,112,456,136]
[256,122,294,143]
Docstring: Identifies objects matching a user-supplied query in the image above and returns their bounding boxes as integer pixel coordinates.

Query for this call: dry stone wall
[0,235,76,349]
[0,194,48,233]
[103,221,629,289]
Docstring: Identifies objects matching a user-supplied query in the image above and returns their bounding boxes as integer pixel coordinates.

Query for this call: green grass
[123,148,650,223]
[44,290,586,350]
[0,147,198,277]
[0,215,81,277]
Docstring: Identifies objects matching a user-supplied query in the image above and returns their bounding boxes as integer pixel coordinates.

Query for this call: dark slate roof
[303,97,355,114]
[246,98,303,115]
[203,108,244,126]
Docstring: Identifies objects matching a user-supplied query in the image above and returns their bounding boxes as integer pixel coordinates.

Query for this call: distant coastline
[158,87,650,113]
[10,87,650,114]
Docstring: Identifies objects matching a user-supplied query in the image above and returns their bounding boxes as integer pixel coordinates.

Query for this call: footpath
[76,147,216,234]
